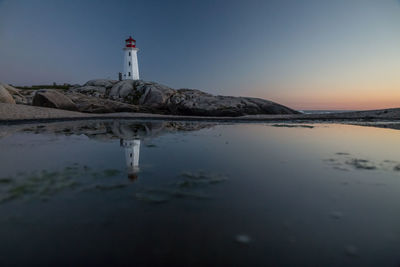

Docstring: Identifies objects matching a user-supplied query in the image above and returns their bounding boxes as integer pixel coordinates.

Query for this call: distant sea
[300,110,355,114]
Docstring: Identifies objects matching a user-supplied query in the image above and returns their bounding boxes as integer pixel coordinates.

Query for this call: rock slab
[32,90,77,111]
[0,85,16,104]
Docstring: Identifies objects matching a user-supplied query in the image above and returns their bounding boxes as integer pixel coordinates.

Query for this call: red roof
[125,36,136,43]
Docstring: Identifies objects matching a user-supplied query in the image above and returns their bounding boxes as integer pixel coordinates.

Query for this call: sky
[0,0,400,110]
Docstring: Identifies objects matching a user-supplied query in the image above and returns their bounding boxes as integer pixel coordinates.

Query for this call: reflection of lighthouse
[121,139,141,180]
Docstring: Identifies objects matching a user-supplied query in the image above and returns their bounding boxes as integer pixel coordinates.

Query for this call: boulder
[84,79,118,89]
[109,80,135,99]
[0,83,29,104]
[136,81,176,107]
[32,90,77,111]
[0,85,16,104]
[108,80,176,107]
[0,83,20,95]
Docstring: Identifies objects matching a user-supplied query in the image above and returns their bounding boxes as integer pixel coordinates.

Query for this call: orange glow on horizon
[252,84,400,111]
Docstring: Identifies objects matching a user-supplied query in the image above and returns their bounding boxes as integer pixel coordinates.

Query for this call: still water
[0,120,400,266]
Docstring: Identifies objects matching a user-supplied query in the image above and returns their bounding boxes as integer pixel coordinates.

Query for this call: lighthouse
[123,36,139,80]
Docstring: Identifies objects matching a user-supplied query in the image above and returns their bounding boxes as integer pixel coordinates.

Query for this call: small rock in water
[344,245,359,257]
[346,159,376,170]
[235,234,251,244]
[330,211,343,220]
[335,152,350,155]
[393,164,400,172]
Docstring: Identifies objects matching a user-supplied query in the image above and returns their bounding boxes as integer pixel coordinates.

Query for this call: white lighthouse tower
[123,36,139,80]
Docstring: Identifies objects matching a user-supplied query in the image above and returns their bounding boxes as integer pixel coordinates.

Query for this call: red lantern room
[125,36,136,48]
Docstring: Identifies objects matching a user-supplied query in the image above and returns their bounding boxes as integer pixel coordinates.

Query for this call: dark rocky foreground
[0,79,299,116]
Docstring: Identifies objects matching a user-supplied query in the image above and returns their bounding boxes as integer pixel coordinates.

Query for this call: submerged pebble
[134,192,170,204]
[235,234,252,244]
[329,211,343,220]
[344,245,359,257]
[0,177,12,184]
[345,159,376,170]
[393,164,400,172]
[145,144,157,148]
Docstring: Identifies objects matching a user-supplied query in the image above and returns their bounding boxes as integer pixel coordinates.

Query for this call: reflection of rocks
[0,120,215,182]
[0,121,229,205]
[348,122,400,131]
[271,124,314,128]
[4,120,215,141]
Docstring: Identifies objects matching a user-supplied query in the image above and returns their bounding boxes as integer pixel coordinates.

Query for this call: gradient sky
[1,0,400,110]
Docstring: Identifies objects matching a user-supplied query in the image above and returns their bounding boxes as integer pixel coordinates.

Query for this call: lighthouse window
[128,72,131,77]
[129,52,131,56]
[129,61,131,66]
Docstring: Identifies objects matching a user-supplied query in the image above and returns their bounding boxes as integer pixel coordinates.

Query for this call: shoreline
[1,103,400,125]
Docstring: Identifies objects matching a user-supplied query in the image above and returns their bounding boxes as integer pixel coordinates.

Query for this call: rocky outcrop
[70,79,299,116]
[0,84,16,104]
[1,79,298,116]
[65,92,145,113]
[167,89,297,116]
[32,90,77,111]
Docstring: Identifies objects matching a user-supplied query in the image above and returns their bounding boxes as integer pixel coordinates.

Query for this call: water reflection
[1,121,400,266]
[0,120,215,182]
[121,139,140,180]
